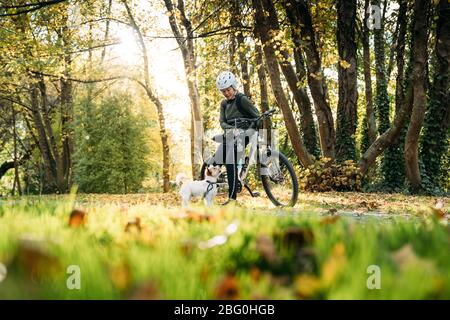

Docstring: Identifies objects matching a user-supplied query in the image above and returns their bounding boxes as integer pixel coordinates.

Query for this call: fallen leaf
[277,227,315,250]
[138,229,155,246]
[110,263,132,291]
[320,215,341,225]
[68,209,86,227]
[255,235,280,265]
[295,274,322,298]
[430,199,446,219]
[128,280,160,300]
[392,244,420,270]
[391,244,437,276]
[328,208,338,215]
[430,207,446,219]
[321,242,346,286]
[180,239,196,256]
[125,217,141,233]
[367,201,379,210]
[215,273,240,300]
[200,266,210,284]
[170,209,222,223]
[249,267,261,282]
[13,240,62,282]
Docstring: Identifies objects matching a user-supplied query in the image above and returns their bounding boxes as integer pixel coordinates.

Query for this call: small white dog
[176,165,222,207]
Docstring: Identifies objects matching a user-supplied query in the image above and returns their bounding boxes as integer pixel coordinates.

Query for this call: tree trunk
[395,0,408,115]
[229,31,237,74]
[60,73,73,193]
[38,77,65,193]
[101,0,112,64]
[11,103,22,195]
[124,0,171,192]
[372,0,390,135]
[362,0,377,147]
[287,0,335,159]
[231,1,251,97]
[269,0,318,156]
[29,83,58,191]
[404,0,430,192]
[57,3,74,193]
[359,82,414,175]
[293,48,319,156]
[372,0,407,190]
[163,0,203,179]
[335,0,358,161]
[420,0,450,186]
[255,42,271,142]
[253,0,313,167]
[359,2,417,178]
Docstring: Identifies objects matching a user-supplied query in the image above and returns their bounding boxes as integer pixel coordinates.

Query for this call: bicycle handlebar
[233,108,277,125]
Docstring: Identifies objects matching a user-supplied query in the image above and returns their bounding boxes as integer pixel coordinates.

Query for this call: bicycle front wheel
[260,150,299,207]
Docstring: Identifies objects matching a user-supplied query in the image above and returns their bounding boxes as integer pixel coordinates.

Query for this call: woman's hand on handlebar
[263,109,276,117]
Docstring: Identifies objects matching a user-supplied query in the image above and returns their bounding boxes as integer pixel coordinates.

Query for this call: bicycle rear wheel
[260,150,298,207]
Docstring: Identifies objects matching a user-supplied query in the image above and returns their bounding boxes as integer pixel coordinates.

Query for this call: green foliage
[299,158,362,192]
[374,68,405,191]
[1,194,449,299]
[335,115,357,162]
[420,84,450,194]
[360,115,371,155]
[380,144,406,191]
[73,94,150,193]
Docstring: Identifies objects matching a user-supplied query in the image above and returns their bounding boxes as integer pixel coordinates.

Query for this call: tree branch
[0,0,67,17]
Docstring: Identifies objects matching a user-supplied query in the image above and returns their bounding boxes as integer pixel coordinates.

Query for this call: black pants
[209,131,251,199]
[225,144,239,200]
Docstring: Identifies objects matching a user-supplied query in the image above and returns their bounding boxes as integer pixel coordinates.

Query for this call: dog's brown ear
[206,167,212,176]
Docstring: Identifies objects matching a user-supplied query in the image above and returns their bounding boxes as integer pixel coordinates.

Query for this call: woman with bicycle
[204,71,299,207]
[212,71,261,205]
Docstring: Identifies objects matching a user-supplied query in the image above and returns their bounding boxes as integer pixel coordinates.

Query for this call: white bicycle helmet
[216,71,238,90]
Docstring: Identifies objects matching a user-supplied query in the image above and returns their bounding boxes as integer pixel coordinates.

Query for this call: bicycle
[200,108,299,207]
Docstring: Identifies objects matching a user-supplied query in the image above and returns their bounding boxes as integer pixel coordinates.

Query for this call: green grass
[0,192,449,299]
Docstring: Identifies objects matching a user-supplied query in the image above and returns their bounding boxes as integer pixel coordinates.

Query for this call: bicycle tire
[260,151,299,207]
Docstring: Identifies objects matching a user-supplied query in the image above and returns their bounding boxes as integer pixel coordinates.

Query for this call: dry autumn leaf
[430,199,446,219]
[295,273,321,299]
[170,209,224,223]
[320,215,341,225]
[68,209,87,227]
[138,229,155,246]
[199,266,210,284]
[321,242,347,286]
[110,263,132,291]
[215,273,240,300]
[249,267,261,283]
[125,217,142,233]
[13,241,62,281]
[277,227,315,249]
[255,235,280,265]
[391,244,437,275]
[392,244,419,270]
[180,239,196,256]
[128,280,160,300]
[339,59,352,69]
[328,208,338,215]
